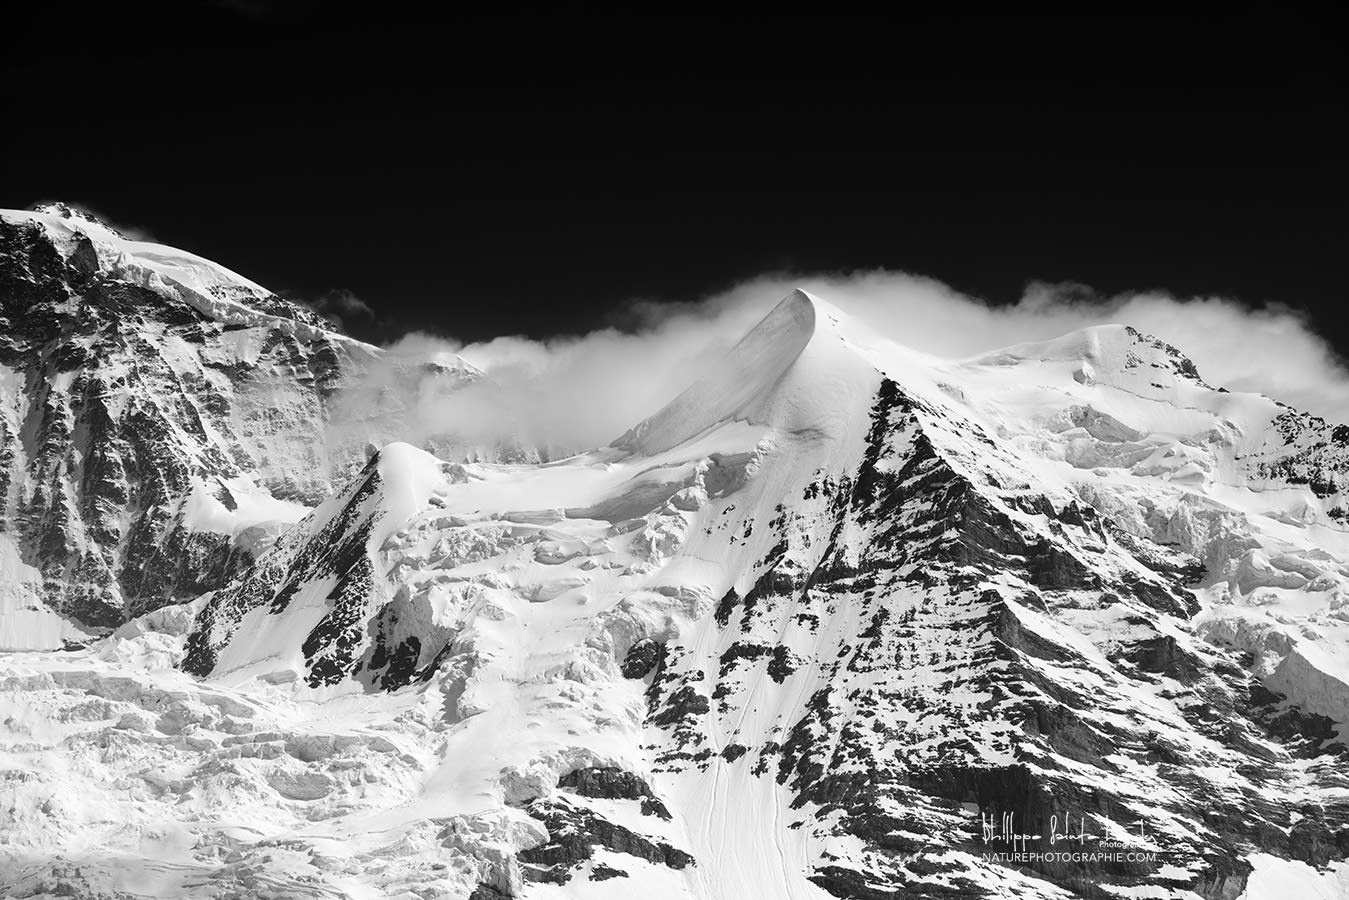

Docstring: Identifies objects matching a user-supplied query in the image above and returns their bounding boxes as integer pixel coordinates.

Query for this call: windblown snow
[4,220,1349,900]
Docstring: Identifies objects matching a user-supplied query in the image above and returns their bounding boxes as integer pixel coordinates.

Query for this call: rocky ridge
[5,267,1349,899]
[0,205,482,647]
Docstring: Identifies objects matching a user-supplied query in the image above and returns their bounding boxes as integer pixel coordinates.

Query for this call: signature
[980,811,1149,850]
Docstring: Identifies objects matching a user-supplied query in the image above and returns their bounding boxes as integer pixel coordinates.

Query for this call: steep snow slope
[6,289,1349,899]
[951,324,1349,739]
[0,204,485,647]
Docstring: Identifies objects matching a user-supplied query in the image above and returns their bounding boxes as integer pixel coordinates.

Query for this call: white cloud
[304,288,374,327]
[338,271,1349,457]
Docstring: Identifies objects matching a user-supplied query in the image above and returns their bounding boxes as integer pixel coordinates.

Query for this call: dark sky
[2,9,1344,348]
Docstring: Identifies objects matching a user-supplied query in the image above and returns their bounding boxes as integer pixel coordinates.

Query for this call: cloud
[302,289,375,329]
[342,303,759,458]
[333,271,1349,459]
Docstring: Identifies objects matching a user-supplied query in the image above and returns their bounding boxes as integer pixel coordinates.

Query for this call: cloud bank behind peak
[345,271,1349,457]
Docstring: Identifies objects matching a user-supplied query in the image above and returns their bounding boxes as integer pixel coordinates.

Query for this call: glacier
[3,210,1349,898]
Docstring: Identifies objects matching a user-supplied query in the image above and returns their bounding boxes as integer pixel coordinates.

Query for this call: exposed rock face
[520,795,693,885]
[11,266,1349,900]
[182,446,467,690]
[559,766,673,819]
[169,292,1349,897]
[644,374,1347,897]
[0,205,479,646]
[496,766,690,886]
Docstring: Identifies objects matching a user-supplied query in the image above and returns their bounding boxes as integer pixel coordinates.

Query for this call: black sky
[2,9,1344,348]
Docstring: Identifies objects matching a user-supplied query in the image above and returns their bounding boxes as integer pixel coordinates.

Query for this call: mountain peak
[1,204,359,342]
[11,251,1349,898]
[615,289,821,454]
[29,201,126,237]
[967,321,1208,393]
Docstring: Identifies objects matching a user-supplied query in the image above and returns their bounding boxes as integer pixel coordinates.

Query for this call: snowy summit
[3,215,1349,899]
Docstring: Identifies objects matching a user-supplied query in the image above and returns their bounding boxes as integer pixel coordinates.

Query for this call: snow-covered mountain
[0,204,485,649]
[4,267,1349,898]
